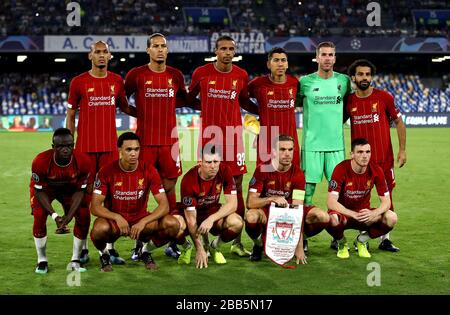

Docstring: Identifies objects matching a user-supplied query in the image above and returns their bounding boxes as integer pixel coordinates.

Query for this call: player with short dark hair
[66,40,134,264]
[187,35,257,258]
[30,128,92,274]
[297,41,351,205]
[177,144,244,268]
[90,132,180,272]
[297,41,352,251]
[346,59,406,252]
[245,135,329,263]
[125,33,188,260]
[248,47,300,166]
[326,138,398,259]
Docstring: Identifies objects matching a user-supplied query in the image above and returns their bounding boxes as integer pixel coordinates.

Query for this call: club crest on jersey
[32,173,39,182]
[87,87,94,92]
[167,78,173,88]
[216,183,222,194]
[183,196,193,206]
[366,180,372,189]
[329,180,337,190]
[268,180,276,186]
[289,88,293,98]
[110,85,115,94]
[145,80,152,85]
[138,178,144,188]
[267,90,274,96]
[372,103,378,112]
[285,181,291,190]
[232,80,238,90]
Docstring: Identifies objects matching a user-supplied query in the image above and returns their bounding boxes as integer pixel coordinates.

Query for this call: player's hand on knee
[130,222,145,240]
[115,216,130,236]
[198,218,213,235]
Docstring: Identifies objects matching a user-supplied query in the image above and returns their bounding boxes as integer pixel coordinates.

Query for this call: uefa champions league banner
[265,203,303,267]
[0,36,43,51]
[9,35,448,53]
[265,36,449,53]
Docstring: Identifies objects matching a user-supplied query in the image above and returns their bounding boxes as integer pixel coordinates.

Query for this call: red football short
[140,144,182,179]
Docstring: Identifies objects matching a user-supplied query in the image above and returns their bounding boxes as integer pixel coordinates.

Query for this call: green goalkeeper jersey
[298,72,351,151]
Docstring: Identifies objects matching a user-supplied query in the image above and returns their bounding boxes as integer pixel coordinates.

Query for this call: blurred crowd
[0,0,447,37]
[1,72,449,116]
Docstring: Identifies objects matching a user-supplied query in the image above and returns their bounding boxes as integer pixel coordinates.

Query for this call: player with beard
[187,35,258,258]
[345,59,406,252]
[66,41,135,265]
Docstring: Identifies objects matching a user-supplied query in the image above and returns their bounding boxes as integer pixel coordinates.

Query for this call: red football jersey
[94,161,165,222]
[30,149,91,195]
[346,89,401,166]
[248,163,305,202]
[180,163,237,213]
[125,65,186,145]
[328,159,389,210]
[68,71,127,153]
[249,75,299,163]
[189,63,249,151]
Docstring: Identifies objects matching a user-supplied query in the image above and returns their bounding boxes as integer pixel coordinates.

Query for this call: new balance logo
[87,88,94,92]
[145,80,152,85]
[313,87,319,92]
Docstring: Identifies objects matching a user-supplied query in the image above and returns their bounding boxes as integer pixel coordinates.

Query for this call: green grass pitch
[0,128,449,295]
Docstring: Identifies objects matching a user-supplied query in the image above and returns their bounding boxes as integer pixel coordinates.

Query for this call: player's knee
[226,213,244,232]
[245,209,260,224]
[328,213,339,227]
[383,210,398,228]
[161,215,180,236]
[306,208,329,224]
[90,218,111,240]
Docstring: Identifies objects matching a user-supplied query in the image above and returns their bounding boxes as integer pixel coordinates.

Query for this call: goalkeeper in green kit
[297,42,351,250]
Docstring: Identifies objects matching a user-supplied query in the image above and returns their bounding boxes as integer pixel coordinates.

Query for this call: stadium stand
[0,0,447,36]
[1,72,449,116]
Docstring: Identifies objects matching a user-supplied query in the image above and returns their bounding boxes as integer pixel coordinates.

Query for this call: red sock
[304,219,330,238]
[245,222,263,240]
